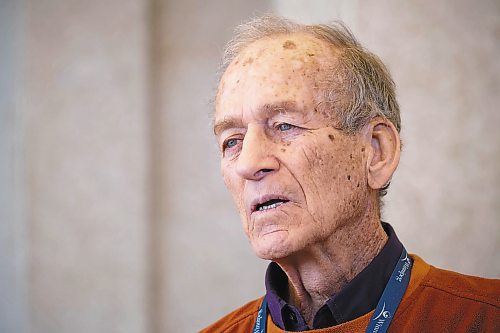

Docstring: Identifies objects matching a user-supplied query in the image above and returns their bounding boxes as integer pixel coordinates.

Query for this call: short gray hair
[220,15,400,197]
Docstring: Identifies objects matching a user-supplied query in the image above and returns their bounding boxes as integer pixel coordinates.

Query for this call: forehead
[220,33,333,86]
[215,33,335,126]
[233,32,331,64]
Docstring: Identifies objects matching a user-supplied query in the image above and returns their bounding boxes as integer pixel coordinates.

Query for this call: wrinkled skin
[214,33,373,260]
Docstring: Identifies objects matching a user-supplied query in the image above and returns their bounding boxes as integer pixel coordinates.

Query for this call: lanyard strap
[365,247,412,333]
[252,297,268,333]
[252,248,413,333]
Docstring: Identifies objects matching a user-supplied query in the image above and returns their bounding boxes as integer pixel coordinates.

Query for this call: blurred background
[1,0,499,332]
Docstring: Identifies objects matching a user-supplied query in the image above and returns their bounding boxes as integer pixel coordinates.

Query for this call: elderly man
[202,16,499,333]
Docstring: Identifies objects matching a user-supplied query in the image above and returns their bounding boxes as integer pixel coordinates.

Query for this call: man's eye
[277,123,293,131]
[224,138,239,149]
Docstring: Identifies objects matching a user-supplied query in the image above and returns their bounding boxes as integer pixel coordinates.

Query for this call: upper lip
[250,194,291,213]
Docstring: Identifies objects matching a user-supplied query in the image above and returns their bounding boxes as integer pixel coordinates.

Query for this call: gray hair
[220,15,400,197]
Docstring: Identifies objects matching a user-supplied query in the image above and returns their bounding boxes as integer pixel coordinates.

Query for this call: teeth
[257,201,284,211]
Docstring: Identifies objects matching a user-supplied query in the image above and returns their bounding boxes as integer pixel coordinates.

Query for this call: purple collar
[264,223,403,331]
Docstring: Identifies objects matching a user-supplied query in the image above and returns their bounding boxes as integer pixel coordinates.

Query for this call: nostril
[253,168,275,179]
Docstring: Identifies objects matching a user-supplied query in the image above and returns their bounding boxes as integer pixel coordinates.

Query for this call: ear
[363,118,401,190]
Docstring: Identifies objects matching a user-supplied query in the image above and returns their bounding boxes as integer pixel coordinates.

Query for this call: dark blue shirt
[264,223,403,331]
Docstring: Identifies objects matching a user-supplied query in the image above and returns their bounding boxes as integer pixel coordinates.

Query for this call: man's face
[214,34,370,260]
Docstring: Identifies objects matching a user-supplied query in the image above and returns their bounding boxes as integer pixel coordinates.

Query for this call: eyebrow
[213,101,301,136]
[213,117,242,136]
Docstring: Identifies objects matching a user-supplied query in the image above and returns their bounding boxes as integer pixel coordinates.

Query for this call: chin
[251,230,296,260]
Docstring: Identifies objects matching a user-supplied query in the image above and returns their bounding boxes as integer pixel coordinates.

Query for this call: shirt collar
[264,222,403,331]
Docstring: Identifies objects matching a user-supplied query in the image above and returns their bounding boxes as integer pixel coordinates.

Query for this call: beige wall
[1,1,29,332]
[1,0,498,332]
[2,0,151,332]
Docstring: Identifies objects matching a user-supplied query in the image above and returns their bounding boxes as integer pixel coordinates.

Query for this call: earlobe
[365,118,401,190]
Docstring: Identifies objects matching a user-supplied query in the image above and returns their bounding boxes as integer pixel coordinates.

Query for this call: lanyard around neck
[252,247,413,333]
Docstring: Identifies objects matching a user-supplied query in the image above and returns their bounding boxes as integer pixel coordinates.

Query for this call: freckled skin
[283,40,297,49]
[242,57,254,66]
[215,33,372,260]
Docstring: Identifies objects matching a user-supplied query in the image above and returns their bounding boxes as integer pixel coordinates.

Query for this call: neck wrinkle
[275,197,388,327]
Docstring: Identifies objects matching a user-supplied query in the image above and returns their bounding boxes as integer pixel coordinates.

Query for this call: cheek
[336,150,365,187]
[222,164,244,207]
[325,144,368,215]
[221,162,232,188]
[294,136,367,213]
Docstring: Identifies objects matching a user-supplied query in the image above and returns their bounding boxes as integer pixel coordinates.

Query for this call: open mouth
[255,198,290,212]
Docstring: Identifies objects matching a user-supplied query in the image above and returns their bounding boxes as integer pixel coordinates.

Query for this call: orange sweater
[200,255,500,333]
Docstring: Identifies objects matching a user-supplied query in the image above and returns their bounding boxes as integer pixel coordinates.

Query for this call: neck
[275,203,387,327]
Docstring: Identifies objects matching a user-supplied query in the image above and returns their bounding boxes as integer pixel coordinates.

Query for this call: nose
[236,124,279,180]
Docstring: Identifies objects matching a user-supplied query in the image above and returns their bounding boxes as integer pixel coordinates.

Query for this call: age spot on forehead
[282,40,297,49]
[242,57,254,66]
[328,134,335,141]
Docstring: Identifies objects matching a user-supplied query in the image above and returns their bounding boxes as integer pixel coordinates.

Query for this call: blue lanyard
[252,297,268,333]
[252,248,413,333]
